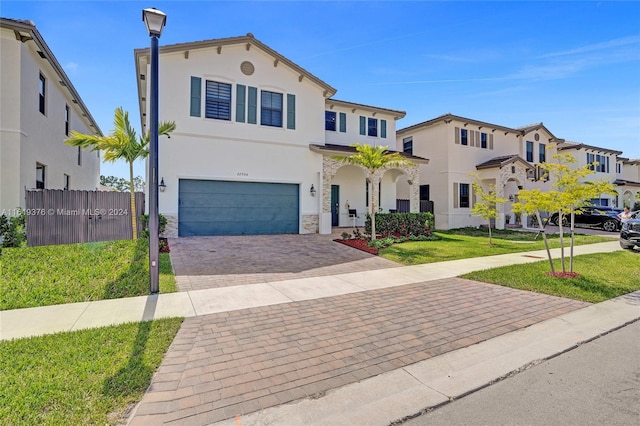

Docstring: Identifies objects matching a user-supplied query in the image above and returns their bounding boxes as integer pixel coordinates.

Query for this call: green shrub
[139,213,168,238]
[0,210,27,250]
[365,212,435,237]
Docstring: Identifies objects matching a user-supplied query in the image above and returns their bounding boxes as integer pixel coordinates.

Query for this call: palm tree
[335,143,413,240]
[65,107,176,239]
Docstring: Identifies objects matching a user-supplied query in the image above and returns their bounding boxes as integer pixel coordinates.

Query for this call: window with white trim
[526,141,534,162]
[205,80,232,120]
[261,90,283,127]
[36,163,45,189]
[39,73,46,115]
[65,104,70,135]
[368,118,378,137]
[325,111,336,131]
[403,136,413,155]
[459,183,470,208]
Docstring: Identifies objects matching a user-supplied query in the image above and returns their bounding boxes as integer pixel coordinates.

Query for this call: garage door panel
[178,179,299,236]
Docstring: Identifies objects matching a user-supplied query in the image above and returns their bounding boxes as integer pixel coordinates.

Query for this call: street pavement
[403,320,640,426]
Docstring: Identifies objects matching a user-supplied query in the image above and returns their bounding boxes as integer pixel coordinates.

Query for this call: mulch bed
[546,271,580,278]
[334,238,378,255]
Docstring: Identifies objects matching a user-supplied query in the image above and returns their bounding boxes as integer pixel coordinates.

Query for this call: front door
[331,185,339,227]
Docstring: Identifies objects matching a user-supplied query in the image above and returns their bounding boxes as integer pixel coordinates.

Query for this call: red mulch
[334,238,378,255]
[159,237,171,253]
[546,271,580,278]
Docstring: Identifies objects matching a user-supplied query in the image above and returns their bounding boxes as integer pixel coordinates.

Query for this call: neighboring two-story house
[134,34,425,237]
[396,114,559,230]
[0,18,101,211]
[617,158,640,208]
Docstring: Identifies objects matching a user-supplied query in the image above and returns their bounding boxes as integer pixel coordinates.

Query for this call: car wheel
[603,220,618,232]
[561,217,569,227]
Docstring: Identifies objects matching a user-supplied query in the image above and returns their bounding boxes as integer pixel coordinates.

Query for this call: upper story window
[64,174,70,190]
[460,129,468,145]
[539,143,546,163]
[205,81,232,120]
[526,141,534,162]
[403,137,413,155]
[617,163,622,174]
[480,132,487,149]
[39,73,46,115]
[36,163,45,189]
[325,111,337,131]
[65,105,70,135]
[77,146,82,166]
[368,118,378,137]
[261,91,283,127]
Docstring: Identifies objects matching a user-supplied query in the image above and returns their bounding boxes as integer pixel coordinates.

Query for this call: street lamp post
[142,7,166,294]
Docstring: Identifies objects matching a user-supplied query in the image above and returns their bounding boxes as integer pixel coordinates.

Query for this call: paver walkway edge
[0,241,624,341]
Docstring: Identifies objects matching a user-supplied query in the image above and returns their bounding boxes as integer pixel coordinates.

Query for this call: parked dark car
[620,218,640,250]
[549,207,621,232]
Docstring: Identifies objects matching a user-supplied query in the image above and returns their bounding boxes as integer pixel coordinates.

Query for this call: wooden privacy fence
[396,199,434,214]
[25,189,145,246]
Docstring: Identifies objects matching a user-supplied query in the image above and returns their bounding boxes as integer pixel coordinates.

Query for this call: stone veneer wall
[162,214,179,238]
[302,214,319,233]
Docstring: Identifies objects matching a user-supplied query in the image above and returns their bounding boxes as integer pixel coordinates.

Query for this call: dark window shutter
[287,94,296,129]
[489,134,494,150]
[248,86,257,124]
[455,127,460,144]
[236,84,246,122]
[190,76,201,117]
[339,112,346,132]
[359,116,366,135]
[470,131,476,147]
[381,120,387,138]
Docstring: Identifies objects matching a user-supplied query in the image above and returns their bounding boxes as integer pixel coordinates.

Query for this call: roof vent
[240,61,254,76]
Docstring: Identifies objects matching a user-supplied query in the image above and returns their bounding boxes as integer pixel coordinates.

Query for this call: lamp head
[142,8,166,37]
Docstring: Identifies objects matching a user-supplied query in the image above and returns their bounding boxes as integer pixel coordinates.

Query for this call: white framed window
[36,163,46,189]
[39,73,46,115]
[64,174,70,190]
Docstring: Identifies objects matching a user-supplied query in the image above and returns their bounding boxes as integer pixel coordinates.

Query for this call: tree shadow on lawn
[102,238,148,300]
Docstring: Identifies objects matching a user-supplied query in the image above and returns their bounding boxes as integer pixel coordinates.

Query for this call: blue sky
[3,0,639,179]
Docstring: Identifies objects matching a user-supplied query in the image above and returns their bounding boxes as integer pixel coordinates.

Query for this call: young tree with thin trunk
[334,144,413,240]
[66,107,175,240]
[470,174,507,245]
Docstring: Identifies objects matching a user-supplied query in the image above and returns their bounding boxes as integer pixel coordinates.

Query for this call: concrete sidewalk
[0,241,622,341]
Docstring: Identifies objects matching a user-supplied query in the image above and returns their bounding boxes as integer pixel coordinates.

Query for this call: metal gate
[25,189,145,246]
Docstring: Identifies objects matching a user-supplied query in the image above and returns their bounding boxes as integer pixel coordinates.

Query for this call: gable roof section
[476,155,534,171]
[397,113,564,142]
[325,99,406,120]
[0,18,102,135]
[134,33,337,130]
[557,142,623,156]
[398,113,523,136]
[516,122,560,141]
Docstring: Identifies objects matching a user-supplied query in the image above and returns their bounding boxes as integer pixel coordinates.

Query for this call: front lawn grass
[0,239,177,310]
[461,251,640,303]
[0,318,183,425]
[379,228,613,265]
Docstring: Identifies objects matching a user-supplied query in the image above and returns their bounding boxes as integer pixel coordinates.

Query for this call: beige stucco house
[396,114,560,230]
[0,18,101,211]
[134,33,426,237]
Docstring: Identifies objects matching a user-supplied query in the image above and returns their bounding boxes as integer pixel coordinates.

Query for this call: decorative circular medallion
[240,61,255,76]
[534,133,540,141]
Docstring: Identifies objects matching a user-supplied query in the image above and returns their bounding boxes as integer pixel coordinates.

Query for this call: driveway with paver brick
[169,233,400,291]
[129,277,589,425]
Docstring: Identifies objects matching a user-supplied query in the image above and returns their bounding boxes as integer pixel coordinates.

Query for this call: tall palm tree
[335,143,413,240]
[65,107,176,239]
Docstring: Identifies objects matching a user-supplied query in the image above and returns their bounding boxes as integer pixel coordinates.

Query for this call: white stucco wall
[323,102,400,150]
[1,27,99,210]
[146,41,329,235]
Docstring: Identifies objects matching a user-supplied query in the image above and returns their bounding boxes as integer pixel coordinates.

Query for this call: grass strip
[380,230,612,265]
[0,239,177,310]
[0,317,183,425]
[461,251,640,303]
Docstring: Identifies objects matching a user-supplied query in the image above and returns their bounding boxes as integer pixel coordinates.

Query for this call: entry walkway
[0,241,623,341]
